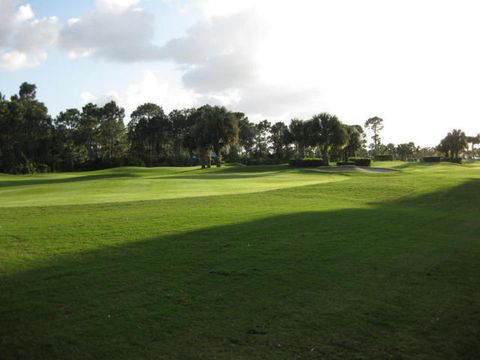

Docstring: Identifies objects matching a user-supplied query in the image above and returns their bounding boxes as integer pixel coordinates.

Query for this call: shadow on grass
[0,181,479,359]
[0,172,138,188]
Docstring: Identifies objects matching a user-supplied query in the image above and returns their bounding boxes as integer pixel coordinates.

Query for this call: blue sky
[1,0,199,115]
[1,0,480,146]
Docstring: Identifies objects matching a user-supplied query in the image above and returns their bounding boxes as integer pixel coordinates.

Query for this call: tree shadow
[0,172,138,188]
[0,180,479,359]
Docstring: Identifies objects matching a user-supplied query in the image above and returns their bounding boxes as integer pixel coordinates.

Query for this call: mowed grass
[0,162,479,359]
[0,165,345,207]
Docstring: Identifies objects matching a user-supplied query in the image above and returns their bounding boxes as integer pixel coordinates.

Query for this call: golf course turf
[1,162,479,359]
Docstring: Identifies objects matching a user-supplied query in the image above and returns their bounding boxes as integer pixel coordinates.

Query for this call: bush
[336,161,356,166]
[423,156,441,163]
[37,164,49,173]
[289,158,329,167]
[11,162,37,174]
[374,154,394,161]
[443,157,463,164]
[246,158,281,166]
[348,157,371,167]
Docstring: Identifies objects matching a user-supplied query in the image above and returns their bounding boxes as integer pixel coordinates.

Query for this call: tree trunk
[322,146,329,165]
[299,143,305,159]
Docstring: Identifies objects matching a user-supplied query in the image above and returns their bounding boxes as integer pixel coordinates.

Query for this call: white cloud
[178,0,480,145]
[0,0,59,70]
[80,91,97,103]
[14,4,34,22]
[95,0,141,13]
[81,68,198,116]
[3,0,480,145]
[58,0,161,61]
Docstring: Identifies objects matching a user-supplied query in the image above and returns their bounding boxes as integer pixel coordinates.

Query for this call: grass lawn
[1,162,479,359]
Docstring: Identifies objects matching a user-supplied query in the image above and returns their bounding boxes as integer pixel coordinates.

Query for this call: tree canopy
[0,82,476,173]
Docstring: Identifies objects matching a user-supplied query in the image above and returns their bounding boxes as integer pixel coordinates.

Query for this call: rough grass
[1,162,479,359]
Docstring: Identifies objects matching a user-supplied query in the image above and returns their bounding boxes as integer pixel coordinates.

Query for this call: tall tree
[53,109,87,170]
[438,129,468,158]
[129,103,171,164]
[237,114,258,163]
[270,122,292,161]
[396,142,417,161]
[364,116,384,155]
[343,125,365,160]
[0,83,53,173]
[253,120,271,159]
[192,105,239,168]
[97,101,127,161]
[289,119,309,159]
[169,108,195,157]
[309,113,348,164]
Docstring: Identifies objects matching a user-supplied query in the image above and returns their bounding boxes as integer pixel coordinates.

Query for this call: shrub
[423,156,441,163]
[348,157,371,167]
[246,158,281,166]
[11,162,37,174]
[374,154,393,161]
[336,161,356,166]
[37,164,49,173]
[443,157,463,164]
[289,158,329,167]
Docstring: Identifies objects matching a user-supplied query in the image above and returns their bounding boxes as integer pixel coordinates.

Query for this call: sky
[1,0,479,147]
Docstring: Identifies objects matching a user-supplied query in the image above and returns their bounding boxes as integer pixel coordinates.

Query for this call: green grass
[1,162,479,359]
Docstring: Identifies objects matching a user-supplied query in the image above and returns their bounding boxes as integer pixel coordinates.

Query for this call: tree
[192,105,239,168]
[19,82,37,101]
[129,103,171,164]
[309,113,348,164]
[97,101,127,161]
[466,134,480,159]
[169,108,195,158]
[343,125,365,160]
[437,129,468,159]
[253,120,271,159]
[364,116,384,155]
[396,142,417,161]
[289,119,309,159]
[237,114,258,163]
[0,83,53,172]
[270,122,292,161]
[53,109,87,170]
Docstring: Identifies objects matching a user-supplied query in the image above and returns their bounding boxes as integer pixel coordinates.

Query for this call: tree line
[0,83,477,173]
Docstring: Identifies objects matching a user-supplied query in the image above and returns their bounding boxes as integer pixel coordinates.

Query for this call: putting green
[0,165,347,207]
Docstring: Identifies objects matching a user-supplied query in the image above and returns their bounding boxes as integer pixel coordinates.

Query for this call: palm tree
[438,129,468,159]
[310,113,348,164]
[289,118,309,159]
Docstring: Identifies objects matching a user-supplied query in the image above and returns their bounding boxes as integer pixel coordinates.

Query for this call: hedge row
[348,157,372,167]
[374,154,394,161]
[423,157,462,164]
[289,158,329,167]
[423,156,441,162]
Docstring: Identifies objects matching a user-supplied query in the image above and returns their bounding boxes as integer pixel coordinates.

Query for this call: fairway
[1,162,480,359]
[0,166,345,207]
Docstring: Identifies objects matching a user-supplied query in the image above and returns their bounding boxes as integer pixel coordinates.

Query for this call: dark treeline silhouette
[0,83,477,173]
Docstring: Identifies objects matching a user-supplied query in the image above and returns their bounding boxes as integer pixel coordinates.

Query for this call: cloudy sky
[1,0,479,146]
